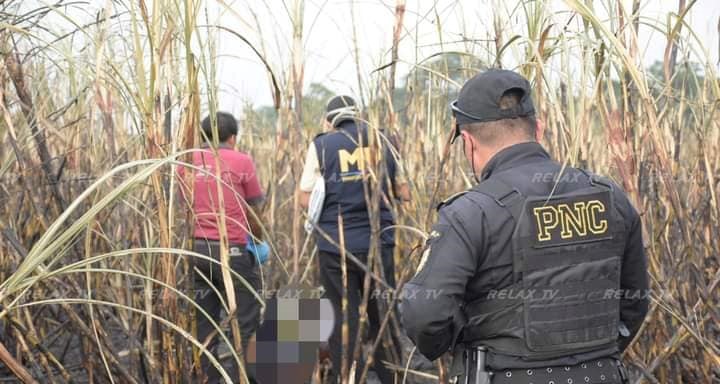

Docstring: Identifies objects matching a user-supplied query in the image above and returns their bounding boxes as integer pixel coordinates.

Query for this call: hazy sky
[18,0,720,115]
[210,0,719,113]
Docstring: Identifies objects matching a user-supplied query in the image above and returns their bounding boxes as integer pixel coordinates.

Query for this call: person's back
[188,146,264,244]
[313,119,397,254]
[456,143,645,369]
[400,69,648,384]
[299,95,409,384]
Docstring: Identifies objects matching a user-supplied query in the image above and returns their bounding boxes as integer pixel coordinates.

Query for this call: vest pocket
[522,258,621,353]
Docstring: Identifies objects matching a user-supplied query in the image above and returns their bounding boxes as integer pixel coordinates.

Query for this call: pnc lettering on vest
[529,192,612,246]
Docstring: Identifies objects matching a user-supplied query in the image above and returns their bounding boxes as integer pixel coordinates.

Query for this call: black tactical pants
[318,247,399,384]
[459,356,627,384]
[192,240,262,384]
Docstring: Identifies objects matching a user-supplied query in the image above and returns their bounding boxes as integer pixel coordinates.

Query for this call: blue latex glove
[246,234,270,264]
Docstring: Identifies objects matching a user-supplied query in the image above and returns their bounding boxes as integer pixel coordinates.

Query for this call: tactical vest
[462,172,625,361]
[312,120,396,251]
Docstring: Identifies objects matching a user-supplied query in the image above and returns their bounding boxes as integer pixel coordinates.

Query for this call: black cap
[450,69,535,142]
[325,95,358,125]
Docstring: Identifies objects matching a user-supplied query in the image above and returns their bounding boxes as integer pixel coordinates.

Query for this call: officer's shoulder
[313,132,327,140]
[580,169,624,195]
[586,171,615,189]
[581,169,639,217]
[436,190,469,211]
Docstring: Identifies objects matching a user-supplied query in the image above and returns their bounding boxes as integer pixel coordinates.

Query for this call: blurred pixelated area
[246,284,334,383]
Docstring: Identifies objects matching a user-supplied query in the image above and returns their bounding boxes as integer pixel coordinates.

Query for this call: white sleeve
[299,143,321,192]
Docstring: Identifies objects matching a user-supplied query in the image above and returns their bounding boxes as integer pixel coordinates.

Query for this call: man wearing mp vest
[299,95,410,383]
[400,69,648,384]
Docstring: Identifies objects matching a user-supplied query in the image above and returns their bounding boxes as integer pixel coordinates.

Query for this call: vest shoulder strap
[312,136,326,174]
[577,168,615,190]
[590,174,614,190]
[436,191,467,211]
[468,177,526,285]
[470,178,524,223]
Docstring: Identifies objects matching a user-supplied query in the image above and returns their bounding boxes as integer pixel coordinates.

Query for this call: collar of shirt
[480,141,551,180]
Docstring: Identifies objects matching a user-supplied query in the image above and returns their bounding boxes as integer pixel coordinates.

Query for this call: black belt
[193,239,247,257]
[194,238,246,247]
[453,352,629,384]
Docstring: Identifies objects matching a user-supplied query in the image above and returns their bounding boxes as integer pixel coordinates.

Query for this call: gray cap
[450,69,535,142]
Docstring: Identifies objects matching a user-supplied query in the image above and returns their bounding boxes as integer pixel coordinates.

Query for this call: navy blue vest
[312,120,397,254]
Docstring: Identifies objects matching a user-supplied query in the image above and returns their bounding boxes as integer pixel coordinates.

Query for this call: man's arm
[242,159,266,241]
[618,202,649,351]
[395,182,411,202]
[390,157,410,202]
[400,202,482,360]
[245,200,265,242]
[299,191,311,209]
[385,133,411,202]
[299,143,320,209]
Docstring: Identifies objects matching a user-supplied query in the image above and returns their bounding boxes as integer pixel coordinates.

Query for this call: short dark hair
[461,89,536,143]
[201,111,238,143]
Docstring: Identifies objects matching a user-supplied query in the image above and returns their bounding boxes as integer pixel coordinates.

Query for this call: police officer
[299,95,410,383]
[400,69,648,384]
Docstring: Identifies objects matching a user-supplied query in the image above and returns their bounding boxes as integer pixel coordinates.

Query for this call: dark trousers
[318,247,399,384]
[192,240,261,384]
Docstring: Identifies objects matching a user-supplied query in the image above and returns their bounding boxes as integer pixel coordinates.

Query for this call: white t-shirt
[299,143,321,192]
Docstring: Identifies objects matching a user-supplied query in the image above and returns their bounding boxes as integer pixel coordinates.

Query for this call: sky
[14,0,720,115]
[209,0,719,113]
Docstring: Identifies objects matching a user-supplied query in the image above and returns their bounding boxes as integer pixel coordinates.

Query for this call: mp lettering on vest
[338,146,372,181]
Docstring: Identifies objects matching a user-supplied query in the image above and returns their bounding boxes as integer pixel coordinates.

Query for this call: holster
[449,345,465,380]
[449,305,469,382]
[471,346,492,384]
[618,359,630,384]
[449,346,492,384]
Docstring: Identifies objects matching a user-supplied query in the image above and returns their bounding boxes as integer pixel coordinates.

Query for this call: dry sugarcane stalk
[358,247,419,384]
[290,0,306,280]
[13,323,54,383]
[338,215,349,384]
[0,1,718,382]
[663,0,688,164]
[389,0,406,94]
[19,308,71,382]
[0,334,37,383]
[0,230,141,383]
[349,0,366,110]
[3,41,65,212]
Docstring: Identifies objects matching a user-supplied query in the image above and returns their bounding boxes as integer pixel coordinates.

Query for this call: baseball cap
[450,69,535,143]
[325,95,359,126]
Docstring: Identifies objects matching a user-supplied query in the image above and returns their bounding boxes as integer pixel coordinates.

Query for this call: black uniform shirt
[400,142,649,365]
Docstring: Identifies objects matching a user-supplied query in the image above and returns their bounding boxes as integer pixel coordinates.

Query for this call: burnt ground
[0,310,438,384]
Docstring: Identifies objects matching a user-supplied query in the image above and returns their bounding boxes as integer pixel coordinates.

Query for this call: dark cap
[325,95,358,125]
[450,69,535,142]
